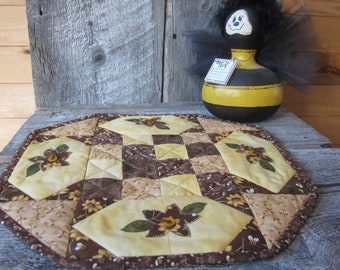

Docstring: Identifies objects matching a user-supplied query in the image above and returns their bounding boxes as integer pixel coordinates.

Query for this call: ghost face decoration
[225,9,253,36]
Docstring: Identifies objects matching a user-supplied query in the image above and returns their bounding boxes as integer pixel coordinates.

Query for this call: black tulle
[185,1,317,93]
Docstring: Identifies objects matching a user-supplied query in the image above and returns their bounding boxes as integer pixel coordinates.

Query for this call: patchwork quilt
[0,114,318,269]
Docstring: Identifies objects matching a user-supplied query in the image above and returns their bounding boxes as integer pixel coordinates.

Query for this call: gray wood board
[27,0,165,108]
[163,0,222,102]
[27,0,231,108]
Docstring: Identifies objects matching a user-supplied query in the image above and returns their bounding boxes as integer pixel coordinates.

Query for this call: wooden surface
[0,1,34,152]
[26,0,165,108]
[0,106,339,270]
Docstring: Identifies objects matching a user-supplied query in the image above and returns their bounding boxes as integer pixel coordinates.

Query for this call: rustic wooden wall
[0,0,339,150]
[281,0,340,147]
[0,0,34,151]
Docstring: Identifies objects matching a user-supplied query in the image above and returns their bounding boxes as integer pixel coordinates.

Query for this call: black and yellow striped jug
[202,4,283,122]
[202,49,283,122]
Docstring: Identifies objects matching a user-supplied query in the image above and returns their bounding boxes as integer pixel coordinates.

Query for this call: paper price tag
[204,58,238,85]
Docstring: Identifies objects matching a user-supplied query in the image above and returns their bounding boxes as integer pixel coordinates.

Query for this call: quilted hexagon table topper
[0,114,318,269]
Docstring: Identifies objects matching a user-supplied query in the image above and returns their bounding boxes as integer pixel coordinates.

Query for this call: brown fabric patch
[152,135,184,145]
[186,142,220,158]
[122,145,157,179]
[157,159,195,178]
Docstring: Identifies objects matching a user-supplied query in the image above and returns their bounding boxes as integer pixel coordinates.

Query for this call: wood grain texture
[0,107,339,270]
[163,0,221,102]
[27,0,165,108]
[0,84,35,118]
[282,0,340,16]
[0,0,25,6]
[0,6,29,46]
[0,47,32,83]
[283,85,340,115]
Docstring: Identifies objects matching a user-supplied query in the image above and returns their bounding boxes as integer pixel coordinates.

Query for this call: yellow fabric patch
[154,144,189,160]
[73,195,252,257]
[215,131,295,193]
[85,159,123,180]
[8,137,90,200]
[123,134,154,146]
[160,174,202,196]
[99,115,197,135]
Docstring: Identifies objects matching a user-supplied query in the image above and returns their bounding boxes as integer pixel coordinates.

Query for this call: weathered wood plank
[281,0,340,16]
[0,0,25,6]
[0,47,32,83]
[0,84,35,118]
[299,116,340,148]
[163,0,222,103]
[0,6,29,46]
[283,85,340,116]
[27,0,165,108]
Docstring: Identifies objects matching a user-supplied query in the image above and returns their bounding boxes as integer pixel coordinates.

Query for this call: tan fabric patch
[121,178,161,200]
[89,144,122,160]
[243,193,309,249]
[190,155,229,175]
[0,200,77,257]
[198,117,256,134]
[40,118,98,137]
[181,132,212,144]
